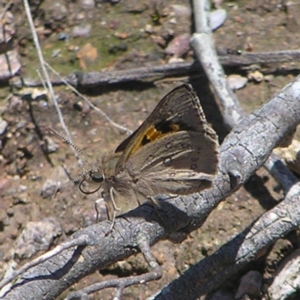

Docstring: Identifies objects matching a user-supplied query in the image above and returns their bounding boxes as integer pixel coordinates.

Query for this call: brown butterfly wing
[115,84,217,174]
[125,130,218,196]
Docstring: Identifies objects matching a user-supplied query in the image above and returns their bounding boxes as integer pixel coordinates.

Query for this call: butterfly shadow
[116,195,193,238]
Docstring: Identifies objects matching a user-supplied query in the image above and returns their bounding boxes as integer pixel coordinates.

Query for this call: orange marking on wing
[129,123,181,157]
[146,127,162,141]
[170,124,180,131]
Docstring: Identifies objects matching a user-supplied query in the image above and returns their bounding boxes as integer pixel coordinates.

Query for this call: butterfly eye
[91,172,104,183]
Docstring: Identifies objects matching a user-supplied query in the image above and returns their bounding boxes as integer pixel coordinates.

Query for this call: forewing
[115,84,213,173]
[125,131,219,195]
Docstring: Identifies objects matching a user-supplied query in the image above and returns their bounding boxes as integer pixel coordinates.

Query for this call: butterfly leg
[95,193,118,235]
[97,188,120,235]
[107,209,117,235]
[110,187,121,212]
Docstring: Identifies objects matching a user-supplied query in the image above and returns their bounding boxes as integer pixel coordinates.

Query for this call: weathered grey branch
[158,182,300,300]
[2,71,300,300]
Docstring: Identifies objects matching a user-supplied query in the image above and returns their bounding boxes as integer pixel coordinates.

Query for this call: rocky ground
[0,0,300,299]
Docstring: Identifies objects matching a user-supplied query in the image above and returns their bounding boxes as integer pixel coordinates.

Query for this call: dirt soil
[1,0,300,299]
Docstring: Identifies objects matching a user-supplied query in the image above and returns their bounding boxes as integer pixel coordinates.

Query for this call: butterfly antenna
[61,164,87,184]
[50,128,89,161]
[54,169,90,196]
[50,128,100,180]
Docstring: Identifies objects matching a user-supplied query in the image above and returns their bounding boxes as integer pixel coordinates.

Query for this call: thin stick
[22,0,78,158]
[18,50,300,88]
[36,68,47,92]
[66,233,161,299]
[0,0,13,21]
[45,62,132,134]
[0,236,89,292]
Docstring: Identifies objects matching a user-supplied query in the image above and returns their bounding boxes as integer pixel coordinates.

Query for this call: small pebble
[41,166,69,198]
[57,32,69,41]
[248,70,264,82]
[44,136,59,153]
[79,0,95,10]
[235,270,262,299]
[0,118,8,135]
[145,24,153,34]
[227,74,248,90]
[41,179,58,198]
[13,218,62,259]
[0,49,21,80]
[209,9,227,31]
[264,74,274,82]
[72,24,92,38]
[165,33,190,57]
[170,4,191,17]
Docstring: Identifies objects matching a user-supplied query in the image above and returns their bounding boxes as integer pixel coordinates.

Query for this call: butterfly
[52,84,219,231]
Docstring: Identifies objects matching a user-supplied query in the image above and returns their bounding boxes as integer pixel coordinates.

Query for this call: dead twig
[18,50,300,88]
[45,63,132,134]
[66,233,162,300]
[0,236,89,293]
[156,182,300,299]
[23,0,76,158]
[0,0,13,21]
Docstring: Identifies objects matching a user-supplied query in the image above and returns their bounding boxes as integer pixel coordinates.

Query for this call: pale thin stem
[0,0,13,21]
[45,63,132,135]
[23,0,77,159]
[66,233,161,299]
